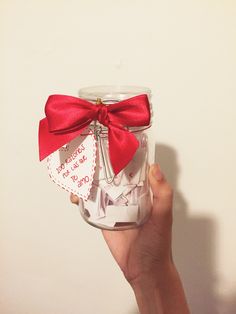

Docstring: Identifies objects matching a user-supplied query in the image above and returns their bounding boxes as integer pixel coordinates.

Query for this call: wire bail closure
[94,98,115,184]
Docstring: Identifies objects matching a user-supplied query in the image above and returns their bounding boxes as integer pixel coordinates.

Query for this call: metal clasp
[94,98,115,184]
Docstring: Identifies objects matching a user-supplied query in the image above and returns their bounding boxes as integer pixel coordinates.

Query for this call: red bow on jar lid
[38,94,151,175]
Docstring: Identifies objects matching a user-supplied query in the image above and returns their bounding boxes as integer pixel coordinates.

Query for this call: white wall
[1,1,236,313]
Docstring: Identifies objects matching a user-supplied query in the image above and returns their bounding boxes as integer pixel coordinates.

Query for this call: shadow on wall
[129,143,235,314]
[155,143,219,314]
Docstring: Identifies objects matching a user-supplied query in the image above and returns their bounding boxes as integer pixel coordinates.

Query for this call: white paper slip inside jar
[105,205,139,222]
[83,185,105,219]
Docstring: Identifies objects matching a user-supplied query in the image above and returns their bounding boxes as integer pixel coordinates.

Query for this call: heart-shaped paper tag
[47,129,97,200]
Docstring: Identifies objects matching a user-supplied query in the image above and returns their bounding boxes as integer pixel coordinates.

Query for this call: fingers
[148,164,173,229]
[70,193,79,205]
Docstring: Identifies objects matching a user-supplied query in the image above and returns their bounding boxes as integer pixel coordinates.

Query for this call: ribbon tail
[108,125,139,175]
[38,118,88,161]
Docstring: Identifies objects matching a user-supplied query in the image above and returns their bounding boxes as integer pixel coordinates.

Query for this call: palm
[102,227,139,277]
[102,214,172,282]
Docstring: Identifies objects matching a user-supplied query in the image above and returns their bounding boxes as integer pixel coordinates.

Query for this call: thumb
[148,164,173,230]
[70,193,79,205]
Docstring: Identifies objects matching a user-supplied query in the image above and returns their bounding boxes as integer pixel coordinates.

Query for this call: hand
[70,164,173,283]
[71,164,189,313]
[102,164,174,282]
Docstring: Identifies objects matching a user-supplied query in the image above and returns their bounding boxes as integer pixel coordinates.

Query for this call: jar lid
[79,85,151,103]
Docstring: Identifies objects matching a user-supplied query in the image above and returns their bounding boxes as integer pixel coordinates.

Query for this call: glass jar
[78,86,152,230]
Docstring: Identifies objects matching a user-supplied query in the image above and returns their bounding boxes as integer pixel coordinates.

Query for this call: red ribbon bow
[38,94,151,175]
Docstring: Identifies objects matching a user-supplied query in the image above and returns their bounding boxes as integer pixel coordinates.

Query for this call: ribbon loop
[38,94,151,175]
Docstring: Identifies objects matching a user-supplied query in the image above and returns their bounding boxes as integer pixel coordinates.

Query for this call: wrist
[130,261,190,314]
[129,260,175,291]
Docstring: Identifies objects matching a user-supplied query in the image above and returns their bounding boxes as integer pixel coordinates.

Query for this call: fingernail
[152,164,164,181]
